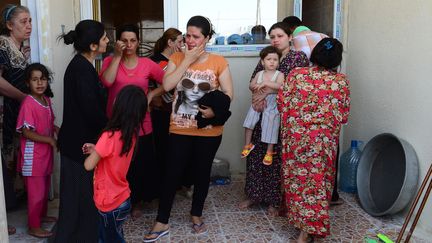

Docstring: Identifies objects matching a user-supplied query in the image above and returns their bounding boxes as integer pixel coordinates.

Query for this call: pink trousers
[24,176,50,228]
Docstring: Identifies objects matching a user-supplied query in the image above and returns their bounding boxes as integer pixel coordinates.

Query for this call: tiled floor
[8,174,429,242]
[8,198,58,243]
[122,175,428,243]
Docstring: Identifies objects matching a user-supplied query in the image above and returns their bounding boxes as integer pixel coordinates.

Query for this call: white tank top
[257,70,280,84]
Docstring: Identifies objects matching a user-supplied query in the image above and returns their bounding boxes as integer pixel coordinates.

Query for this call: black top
[149,52,168,88]
[150,52,168,64]
[0,36,29,148]
[57,54,107,162]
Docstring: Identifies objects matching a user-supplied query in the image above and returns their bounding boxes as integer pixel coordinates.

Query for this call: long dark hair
[23,63,54,98]
[268,22,292,36]
[116,24,139,41]
[153,28,182,54]
[59,19,105,54]
[187,15,215,39]
[310,38,343,70]
[103,85,147,156]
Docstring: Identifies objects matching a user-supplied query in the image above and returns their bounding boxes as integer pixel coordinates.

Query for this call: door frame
[293,0,342,40]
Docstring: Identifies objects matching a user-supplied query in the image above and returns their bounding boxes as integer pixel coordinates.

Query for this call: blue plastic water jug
[339,140,362,193]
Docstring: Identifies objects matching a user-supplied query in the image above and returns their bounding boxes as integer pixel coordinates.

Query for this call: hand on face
[183,41,205,65]
[114,40,126,57]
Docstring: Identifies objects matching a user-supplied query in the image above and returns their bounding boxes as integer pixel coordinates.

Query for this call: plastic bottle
[210,158,231,185]
[339,140,362,193]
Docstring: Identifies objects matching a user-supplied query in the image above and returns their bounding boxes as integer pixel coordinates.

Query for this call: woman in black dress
[55,20,109,242]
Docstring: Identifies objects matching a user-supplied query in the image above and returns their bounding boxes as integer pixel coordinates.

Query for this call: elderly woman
[277,38,350,242]
[0,4,32,235]
[240,22,309,216]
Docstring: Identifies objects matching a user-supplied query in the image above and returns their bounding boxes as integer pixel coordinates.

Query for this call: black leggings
[156,134,222,224]
[127,134,158,204]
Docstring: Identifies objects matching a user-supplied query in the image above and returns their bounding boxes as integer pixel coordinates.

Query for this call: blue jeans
[98,198,131,243]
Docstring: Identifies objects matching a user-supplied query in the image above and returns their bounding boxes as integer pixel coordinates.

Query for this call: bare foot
[238,199,254,209]
[28,227,53,238]
[267,206,279,217]
[297,231,313,243]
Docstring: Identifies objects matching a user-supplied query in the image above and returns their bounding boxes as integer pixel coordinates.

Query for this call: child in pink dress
[16,63,58,238]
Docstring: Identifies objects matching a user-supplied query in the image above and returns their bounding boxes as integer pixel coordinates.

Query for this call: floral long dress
[244,50,309,207]
[277,66,350,237]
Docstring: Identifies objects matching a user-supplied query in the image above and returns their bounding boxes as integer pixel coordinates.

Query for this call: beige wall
[47,0,77,195]
[343,0,432,238]
[217,57,260,173]
[26,0,432,238]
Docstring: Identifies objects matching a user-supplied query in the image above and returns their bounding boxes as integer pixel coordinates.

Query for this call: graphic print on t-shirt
[172,69,215,128]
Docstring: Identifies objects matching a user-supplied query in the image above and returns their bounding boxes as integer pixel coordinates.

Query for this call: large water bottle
[339,140,362,193]
[210,158,231,185]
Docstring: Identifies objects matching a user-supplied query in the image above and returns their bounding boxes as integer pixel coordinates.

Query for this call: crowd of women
[0,3,350,243]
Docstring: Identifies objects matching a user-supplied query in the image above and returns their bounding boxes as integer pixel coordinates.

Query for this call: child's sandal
[241,144,255,158]
[263,152,275,165]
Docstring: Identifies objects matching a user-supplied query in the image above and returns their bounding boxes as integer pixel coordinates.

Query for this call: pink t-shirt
[100,56,164,135]
[16,95,55,176]
[93,130,136,212]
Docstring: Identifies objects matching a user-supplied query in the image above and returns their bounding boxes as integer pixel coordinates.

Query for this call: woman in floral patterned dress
[277,38,350,242]
[240,22,309,215]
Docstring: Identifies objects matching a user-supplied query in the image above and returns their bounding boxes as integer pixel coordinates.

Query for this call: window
[178,0,278,45]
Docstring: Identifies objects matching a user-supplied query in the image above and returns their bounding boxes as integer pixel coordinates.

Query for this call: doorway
[302,0,334,37]
[100,0,164,57]
[0,0,20,10]
[293,0,342,39]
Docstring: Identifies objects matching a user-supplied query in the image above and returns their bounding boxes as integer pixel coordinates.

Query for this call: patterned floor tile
[223,233,282,243]
[168,213,222,235]
[169,233,226,243]
[8,175,431,242]
[218,211,273,235]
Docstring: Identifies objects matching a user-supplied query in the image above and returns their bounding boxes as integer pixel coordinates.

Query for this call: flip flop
[192,222,207,234]
[143,228,169,242]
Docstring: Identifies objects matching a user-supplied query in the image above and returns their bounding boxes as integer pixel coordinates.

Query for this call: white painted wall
[343,0,432,238]
[216,57,259,173]
[46,0,76,195]
[22,0,432,238]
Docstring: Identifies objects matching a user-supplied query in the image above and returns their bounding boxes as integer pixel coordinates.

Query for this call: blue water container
[339,140,362,193]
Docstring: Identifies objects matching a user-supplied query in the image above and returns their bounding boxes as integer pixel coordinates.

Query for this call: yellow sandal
[263,152,275,165]
[241,144,255,158]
